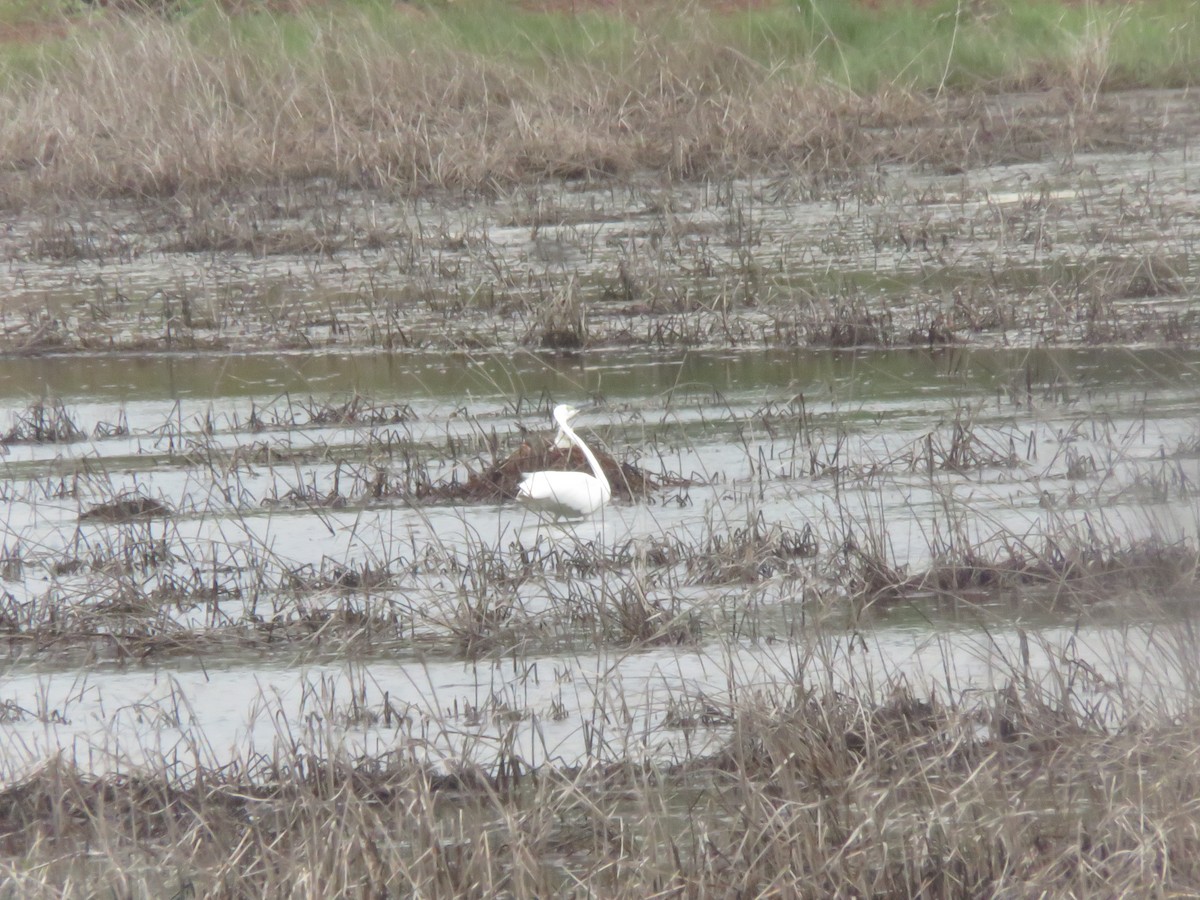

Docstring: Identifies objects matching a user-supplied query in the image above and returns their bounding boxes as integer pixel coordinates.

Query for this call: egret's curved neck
[558,416,610,490]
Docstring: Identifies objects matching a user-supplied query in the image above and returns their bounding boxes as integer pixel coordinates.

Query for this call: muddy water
[1,344,1197,774]
[1,131,1198,773]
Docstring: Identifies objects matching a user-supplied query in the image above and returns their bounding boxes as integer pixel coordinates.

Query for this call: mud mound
[79,494,172,522]
[425,435,679,505]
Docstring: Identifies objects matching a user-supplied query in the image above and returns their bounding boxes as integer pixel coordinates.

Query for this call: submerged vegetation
[0,0,1199,896]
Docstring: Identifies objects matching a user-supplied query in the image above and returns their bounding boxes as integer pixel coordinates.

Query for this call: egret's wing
[516,471,603,519]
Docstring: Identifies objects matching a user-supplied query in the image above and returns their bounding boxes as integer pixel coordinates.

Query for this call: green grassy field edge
[2,0,1196,95]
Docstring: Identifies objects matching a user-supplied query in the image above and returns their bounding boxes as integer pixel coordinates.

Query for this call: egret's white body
[518,405,612,519]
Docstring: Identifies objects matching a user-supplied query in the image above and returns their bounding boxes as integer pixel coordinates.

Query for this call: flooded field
[2,113,1198,357]
[2,341,1199,770]
[1,122,1199,894]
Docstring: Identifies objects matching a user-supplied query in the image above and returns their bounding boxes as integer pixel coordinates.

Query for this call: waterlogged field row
[1,347,1197,772]
[2,132,1198,358]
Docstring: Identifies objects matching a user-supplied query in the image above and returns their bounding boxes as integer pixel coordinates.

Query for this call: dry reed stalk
[0,8,1149,203]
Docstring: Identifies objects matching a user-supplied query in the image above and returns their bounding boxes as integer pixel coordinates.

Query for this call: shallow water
[1,343,1198,776]
[0,619,1187,778]
[1,130,1199,775]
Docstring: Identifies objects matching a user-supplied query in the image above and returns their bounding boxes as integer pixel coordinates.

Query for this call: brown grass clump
[922,535,1200,597]
[846,530,1200,609]
[689,517,818,583]
[809,305,893,348]
[1,399,86,444]
[249,394,416,430]
[78,492,172,522]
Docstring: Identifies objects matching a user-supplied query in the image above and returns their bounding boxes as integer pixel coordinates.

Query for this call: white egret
[517,404,611,519]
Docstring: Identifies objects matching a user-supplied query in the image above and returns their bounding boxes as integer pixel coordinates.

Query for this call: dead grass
[1,138,1197,358]
[0,650,1198,897]
[1,399,85,444]
[0,3,1190,204]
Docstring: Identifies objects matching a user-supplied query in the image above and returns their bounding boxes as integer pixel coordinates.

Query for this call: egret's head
[552,404,580,424]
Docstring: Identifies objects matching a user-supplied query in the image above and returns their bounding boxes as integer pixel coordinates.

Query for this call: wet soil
[1,90,1197,360]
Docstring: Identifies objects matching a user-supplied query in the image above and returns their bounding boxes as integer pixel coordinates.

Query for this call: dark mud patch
[79,494,172,523]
